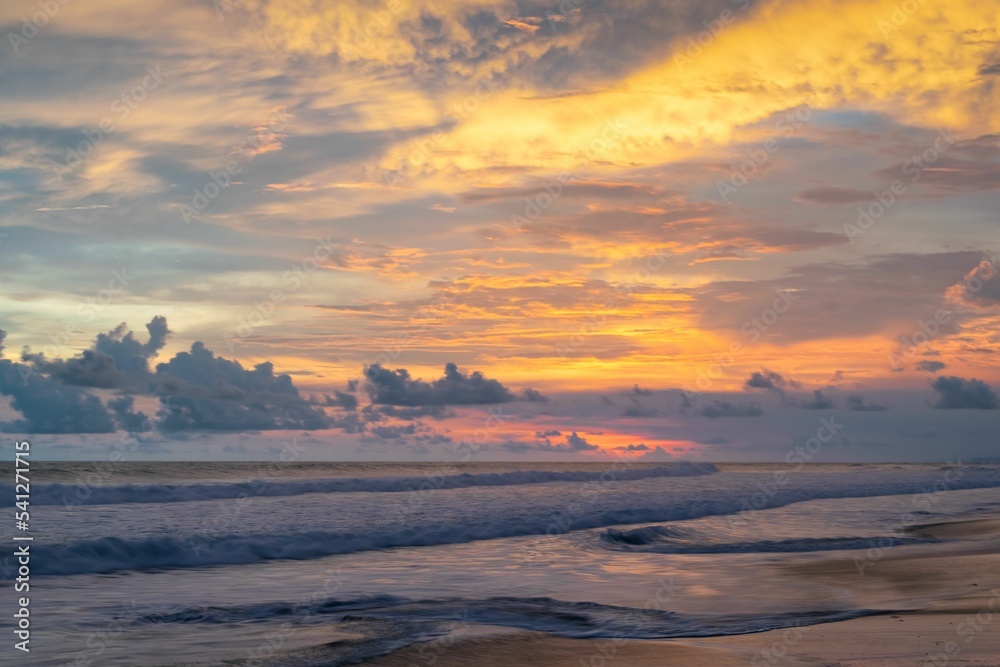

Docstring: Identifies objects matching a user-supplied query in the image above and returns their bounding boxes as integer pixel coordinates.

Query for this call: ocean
[4,461,1000,666]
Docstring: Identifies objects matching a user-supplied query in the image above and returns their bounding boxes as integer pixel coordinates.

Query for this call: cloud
[916,360,946,374]
[503,430,598,453]
[1,318,335,434]
[565,431,597,451]
[366,404,454,420]
[696,253,987,343]
[745,370,800,397]
[520,387,549,403]
[326,390,359,410]
[364,362,515,406]
[96,317,172,375]
[0,329,5,358]
[631,384,654,396]
[144,315,172,356]
[0,361,115,434]
[22,317,172,389]
[846,395,887,412]
[28,350,122,389]
[635,445,673,462]
[107,395,152,432]
[798,390,835,410]
[154,342,330,431]
[795,186,874,205]
[367,423,418,440]
[622,397,657,417]
[929,376,998,410]
[700,400,764,419]
[943,258,1000,311]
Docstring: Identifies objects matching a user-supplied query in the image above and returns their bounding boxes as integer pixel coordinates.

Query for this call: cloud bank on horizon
[0,0,998,460]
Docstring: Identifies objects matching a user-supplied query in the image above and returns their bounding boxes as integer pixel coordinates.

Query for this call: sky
[0,0,998,462]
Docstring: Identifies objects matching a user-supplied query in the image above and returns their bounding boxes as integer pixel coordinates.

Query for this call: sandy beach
[361,517,1000,666]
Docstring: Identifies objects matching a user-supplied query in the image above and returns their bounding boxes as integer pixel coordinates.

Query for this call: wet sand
[360,517,1000,666]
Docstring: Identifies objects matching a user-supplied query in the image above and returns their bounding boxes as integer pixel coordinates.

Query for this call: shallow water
[4,462,999,666]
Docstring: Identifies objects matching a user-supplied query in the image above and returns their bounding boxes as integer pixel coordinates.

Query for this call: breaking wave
[13,462,718,506]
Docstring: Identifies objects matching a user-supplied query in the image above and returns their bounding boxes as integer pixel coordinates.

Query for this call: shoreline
[359,516,1000,666]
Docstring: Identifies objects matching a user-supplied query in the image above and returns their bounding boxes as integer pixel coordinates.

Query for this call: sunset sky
[1,0,998,461]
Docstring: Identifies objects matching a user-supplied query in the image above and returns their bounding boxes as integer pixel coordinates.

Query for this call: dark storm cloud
[364,362,515,406]
[699,400,764,419]
[0,329,6,357]
[916,360,946,374]
[929,376,998,410]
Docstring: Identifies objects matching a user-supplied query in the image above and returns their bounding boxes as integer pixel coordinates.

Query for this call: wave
[20,472,1000,577]
[599,526,937,554]
[134,593,887,641]
[253,616,452,667]
[10,462,718,506]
